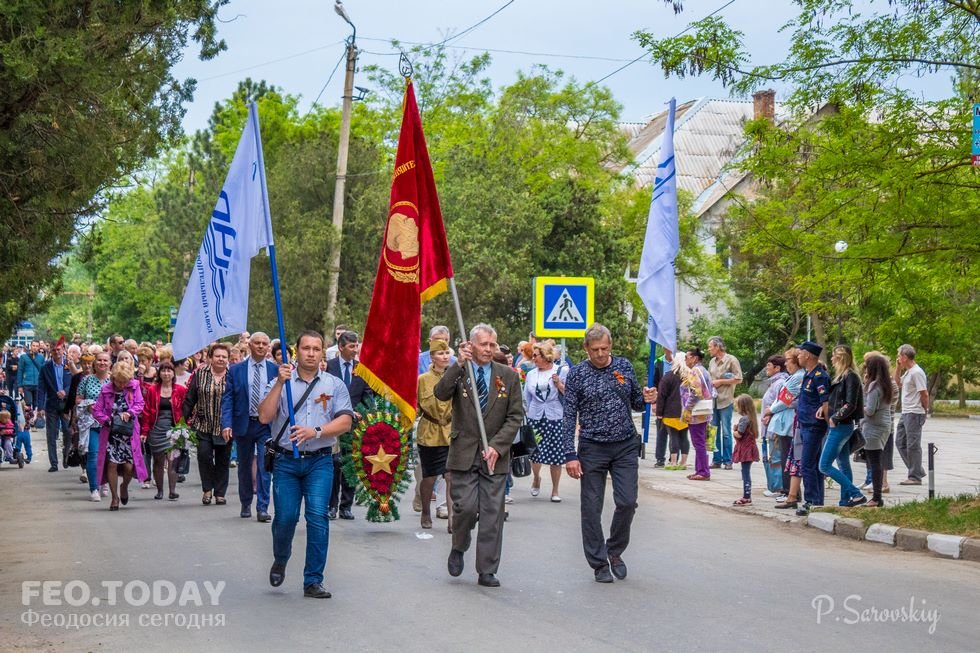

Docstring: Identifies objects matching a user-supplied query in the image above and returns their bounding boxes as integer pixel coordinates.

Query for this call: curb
[803,514,978,562]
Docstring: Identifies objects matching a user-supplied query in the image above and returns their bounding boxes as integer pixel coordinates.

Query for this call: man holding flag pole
[356,68,522,587]
[172,100,342,598]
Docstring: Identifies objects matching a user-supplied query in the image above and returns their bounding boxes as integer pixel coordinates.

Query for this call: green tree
[0,0,227,336]
[635,0,980,400]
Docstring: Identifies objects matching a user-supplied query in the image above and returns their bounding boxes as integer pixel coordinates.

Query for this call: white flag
[172,103,274,360]
[636,98,679,354]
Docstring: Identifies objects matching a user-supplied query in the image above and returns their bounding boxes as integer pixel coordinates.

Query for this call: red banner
[356,80,454,424]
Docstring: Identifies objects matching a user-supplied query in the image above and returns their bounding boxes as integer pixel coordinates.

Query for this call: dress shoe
[594,565,614,583]
[448,549,464,577]
[339,507,354,520]
[608,554,627,580]
[846,495,868,507]
[240,506,252,519]
[477,573,500,588]
[48,465,58,472]
[303,583,332,599]
[256,511,271,523]
[269,562,286,587]
[328,507,338,520]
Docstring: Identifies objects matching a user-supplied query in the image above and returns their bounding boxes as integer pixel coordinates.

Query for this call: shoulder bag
[263,377,320,473]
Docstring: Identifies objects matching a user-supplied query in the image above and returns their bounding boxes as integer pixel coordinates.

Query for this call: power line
[198,40,345,82]
[592,0,737,85]
[305,48,349,117]
[434,0,515,47]
[358,36,634,63]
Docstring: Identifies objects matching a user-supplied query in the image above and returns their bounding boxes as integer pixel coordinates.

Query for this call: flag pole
[641,339,655,459]
[250,101,299,457]
[448,277,493,473]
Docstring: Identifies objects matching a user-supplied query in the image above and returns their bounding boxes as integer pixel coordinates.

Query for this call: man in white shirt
[894,344,929,485]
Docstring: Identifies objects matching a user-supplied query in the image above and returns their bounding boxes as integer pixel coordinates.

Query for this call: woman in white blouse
[523,340,569,502]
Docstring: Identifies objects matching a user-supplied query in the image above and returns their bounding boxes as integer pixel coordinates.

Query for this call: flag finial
[399,52,413,80]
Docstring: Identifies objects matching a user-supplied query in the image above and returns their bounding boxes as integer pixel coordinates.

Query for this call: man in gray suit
[435,323,523,588]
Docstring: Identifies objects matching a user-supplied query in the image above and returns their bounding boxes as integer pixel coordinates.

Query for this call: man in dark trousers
[562,324,657,583]
[326,330,372,520]
[221,332,279,522]
[37,340,73,472]
[435,323,523,588]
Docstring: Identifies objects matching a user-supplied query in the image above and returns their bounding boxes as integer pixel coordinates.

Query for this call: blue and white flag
[172,103,274,360]
[636,98,680,354]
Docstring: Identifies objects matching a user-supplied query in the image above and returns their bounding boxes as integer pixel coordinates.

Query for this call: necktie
[249,362,261,416]
[476,367,488,411]
[343,361,351,387]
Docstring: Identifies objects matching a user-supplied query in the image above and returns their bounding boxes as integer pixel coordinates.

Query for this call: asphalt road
[1,449,977,652]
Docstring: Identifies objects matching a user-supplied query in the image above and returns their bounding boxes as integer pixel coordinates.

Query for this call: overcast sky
[171,0,950,134]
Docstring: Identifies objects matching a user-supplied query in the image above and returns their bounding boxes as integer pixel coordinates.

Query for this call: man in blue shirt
[795,340,830,513]
[562,324,656,583]
[258,331,353,599]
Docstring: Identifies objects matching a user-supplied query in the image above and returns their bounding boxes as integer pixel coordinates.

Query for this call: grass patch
[816,494,980,538]
[931,403,979,418]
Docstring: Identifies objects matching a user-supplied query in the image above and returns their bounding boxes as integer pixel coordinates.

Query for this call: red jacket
[140,383,188,435]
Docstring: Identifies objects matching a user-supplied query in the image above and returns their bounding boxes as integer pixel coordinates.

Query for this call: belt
[274,445,333,458]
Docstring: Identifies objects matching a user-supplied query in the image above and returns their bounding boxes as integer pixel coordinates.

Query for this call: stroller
[0,396,25,469]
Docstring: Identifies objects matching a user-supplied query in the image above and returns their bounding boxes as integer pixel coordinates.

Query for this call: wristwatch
[314,426,322,439]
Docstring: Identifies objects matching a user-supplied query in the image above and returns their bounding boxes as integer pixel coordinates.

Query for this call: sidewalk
[635,416,980,523]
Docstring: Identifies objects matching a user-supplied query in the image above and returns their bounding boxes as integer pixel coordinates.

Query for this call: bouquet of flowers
[164,419,196,454]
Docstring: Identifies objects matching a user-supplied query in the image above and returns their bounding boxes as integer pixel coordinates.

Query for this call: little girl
[732,394,760,506]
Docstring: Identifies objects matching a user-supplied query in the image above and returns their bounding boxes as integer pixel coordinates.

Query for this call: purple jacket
[92,379,147,485]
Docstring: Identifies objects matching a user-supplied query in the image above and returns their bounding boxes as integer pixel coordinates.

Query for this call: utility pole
[325,1,358,329]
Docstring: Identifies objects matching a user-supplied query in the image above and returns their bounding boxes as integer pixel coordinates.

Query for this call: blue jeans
[15,431,32,461]
[271,452,333,587]
[819,423,861,505]
[800,424,827,506]
[87,428,100,492]
[234,421,271,512]
[711,404,734,464]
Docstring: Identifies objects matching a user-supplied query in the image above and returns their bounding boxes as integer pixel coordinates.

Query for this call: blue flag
[172,103,274,360]
[636,98,679,354]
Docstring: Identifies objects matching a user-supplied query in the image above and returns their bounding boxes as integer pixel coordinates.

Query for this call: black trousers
[654,420,668,463]
[578,437,638,570]
[330,452,355,511]
[197,437,231,497]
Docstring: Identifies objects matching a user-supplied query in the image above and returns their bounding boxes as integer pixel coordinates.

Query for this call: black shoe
[177,474,186,483]
[774,500,799,510]
[17,453,24,469]
[448,549,464,577]
[654,461,665,468]
[240,506,252,519]
[303,583,332,599]
[339,507,354,520]
[120,493,129,506]
[847,495,868,508]
[594,565,614,583]
[154,492,164,500]
[608,554,627,580]
[795,502,811,517]
[269,562,286,587]
[477,573,500,588]
[328,507,338,520]
[256,511,271,523]
[48,465,58,472]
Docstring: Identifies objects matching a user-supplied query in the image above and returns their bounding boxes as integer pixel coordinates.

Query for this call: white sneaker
[436,504,449,519]
[80,473,88,483]
[141,481,151,489]
[504,495,513,504]
[90,490,101,502]
[763,490,776,497]
[861,481,873,490]
[775,494,788,502]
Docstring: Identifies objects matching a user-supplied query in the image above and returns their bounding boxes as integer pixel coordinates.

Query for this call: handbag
[691,399,714,416]
[848,426,866,454]
[263,376,320,473]
[510,455,532,477]
[510,421,538,458]
[110,414,135,438]
[65,447,83,468]
[175,449,191,475]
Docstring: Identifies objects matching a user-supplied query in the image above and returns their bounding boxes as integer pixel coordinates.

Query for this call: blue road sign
[534,276,595,338]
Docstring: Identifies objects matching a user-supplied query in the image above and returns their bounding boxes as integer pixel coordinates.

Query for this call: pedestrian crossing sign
[533,276,595,338]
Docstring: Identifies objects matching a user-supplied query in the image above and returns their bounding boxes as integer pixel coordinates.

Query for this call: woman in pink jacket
[92,361,147,511]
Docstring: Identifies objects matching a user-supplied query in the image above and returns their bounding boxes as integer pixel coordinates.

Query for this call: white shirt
[900,363,928,415]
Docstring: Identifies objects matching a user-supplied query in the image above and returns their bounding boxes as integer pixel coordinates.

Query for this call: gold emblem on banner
[383,200,420,284]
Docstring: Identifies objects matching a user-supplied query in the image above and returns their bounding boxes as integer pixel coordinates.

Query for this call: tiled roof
[619,97,789,216]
